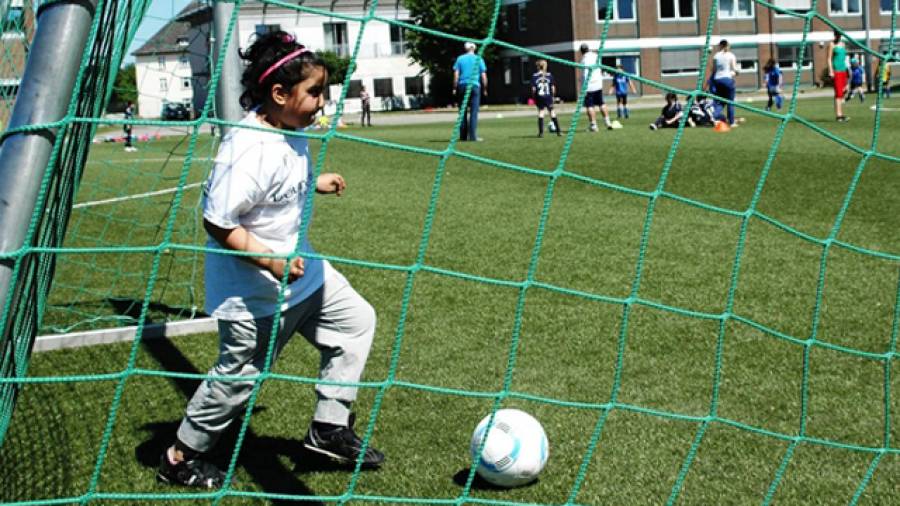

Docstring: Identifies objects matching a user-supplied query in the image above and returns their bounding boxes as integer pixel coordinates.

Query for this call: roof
[132,1,205,57]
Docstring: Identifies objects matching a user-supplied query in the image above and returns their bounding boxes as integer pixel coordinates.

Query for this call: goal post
[0,0,99,445]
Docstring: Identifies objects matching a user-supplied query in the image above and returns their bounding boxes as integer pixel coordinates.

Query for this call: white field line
[869,105,900,111]
[73,182,203,209]
[34,317,218,352]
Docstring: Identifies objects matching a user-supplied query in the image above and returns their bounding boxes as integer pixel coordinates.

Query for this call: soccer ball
[470,409,549,488]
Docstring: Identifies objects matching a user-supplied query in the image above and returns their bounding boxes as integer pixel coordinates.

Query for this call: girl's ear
[270,83,289,106]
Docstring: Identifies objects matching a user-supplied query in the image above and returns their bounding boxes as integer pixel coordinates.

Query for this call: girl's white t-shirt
[202,110,329,320]
[713,51,737,80]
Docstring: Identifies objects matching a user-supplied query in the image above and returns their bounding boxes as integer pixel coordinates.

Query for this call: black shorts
[535,95,553,110]
[584,90,604,107]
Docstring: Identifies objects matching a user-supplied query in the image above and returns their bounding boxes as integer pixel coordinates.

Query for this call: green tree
[403,0,497,106]
[317,50,352,86]
[108,64,136,113]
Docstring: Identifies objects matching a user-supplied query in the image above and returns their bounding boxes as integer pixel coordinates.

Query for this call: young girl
[530,59,561,137]
[649,92,684,130]
[763,58,783,111]
[157,31,384,489]
[359,85,372,126]
[608,64,637,119]
[827,30,850,122]
[847,58,866,103]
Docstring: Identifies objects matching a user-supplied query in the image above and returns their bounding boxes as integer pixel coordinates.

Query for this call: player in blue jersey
[847,58,866,103]
[531,59,561,137]
[608,64,637,119]
[763,58,783,111]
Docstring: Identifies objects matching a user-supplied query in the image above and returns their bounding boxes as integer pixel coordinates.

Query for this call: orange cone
[714,120,731,133]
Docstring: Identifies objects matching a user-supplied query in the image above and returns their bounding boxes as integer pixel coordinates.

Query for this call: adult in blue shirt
[453,41,487,141]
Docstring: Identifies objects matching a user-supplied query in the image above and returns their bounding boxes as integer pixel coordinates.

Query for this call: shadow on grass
[135,336,368,505]
[451,468,540,490]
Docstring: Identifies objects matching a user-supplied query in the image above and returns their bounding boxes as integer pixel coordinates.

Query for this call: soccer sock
[616,107,622,118]
[538,117,544,135]
[624,107,629,118]
[551,117,561,134]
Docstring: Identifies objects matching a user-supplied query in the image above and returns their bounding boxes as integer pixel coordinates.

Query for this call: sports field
[1,96,899,504]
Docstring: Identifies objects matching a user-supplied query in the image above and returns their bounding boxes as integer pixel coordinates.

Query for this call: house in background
[133,1,211,119]
[492,0,899,104]
[237,0,428,114]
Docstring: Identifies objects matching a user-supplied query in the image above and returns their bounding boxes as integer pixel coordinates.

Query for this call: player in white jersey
[577,43,613,132]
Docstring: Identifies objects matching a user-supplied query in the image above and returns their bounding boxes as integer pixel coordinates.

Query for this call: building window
[255,24,280,36]
[777,44,813,70]
[597,0,636,21]
[732,47,758,73]
[176,37,189,47]
[347,79,362,98]
[405,76,425,95]
[719,0,753,18]
[830,0,861,14]
[503,58,512,86]
[659,0,696,19]
[517,3,527,31]
[390,22,408,55]
[323,22,349,56]
[520,57,531,84]
[179,54,189,65]
[159,78,168,92]
[158,56,166,69]
[374,77,394,97]
[182,78,191,89]
[882,0,898,13]
[661,49,700,75]
[774,0,812,15]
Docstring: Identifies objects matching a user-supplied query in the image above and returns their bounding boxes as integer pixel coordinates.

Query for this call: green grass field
[2,96,900,505]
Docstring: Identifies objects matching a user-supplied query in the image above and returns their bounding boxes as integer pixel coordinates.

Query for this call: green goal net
[1,0,899,504]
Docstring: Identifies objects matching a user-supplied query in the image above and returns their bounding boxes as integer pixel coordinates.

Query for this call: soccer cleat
[649,123,657,130]
[157,451,226,489]
[589,123,598,132]
[303,415,385,469]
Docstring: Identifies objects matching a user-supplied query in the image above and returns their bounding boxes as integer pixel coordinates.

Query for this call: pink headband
[257,47,311,84]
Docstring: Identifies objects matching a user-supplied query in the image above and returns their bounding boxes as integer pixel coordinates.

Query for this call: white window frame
[881,0,899,14]
[157,55,166,70]
[774,0,812,16]
[776,44,814,70]
[658,0,697,21]
[159,78,168,92]
[829,0,862,15]
[718,0,754,19]
[595,0,637,23]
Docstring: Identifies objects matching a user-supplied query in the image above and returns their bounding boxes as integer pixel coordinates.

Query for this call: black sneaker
[157,451,226,489]
[303,415,385,469]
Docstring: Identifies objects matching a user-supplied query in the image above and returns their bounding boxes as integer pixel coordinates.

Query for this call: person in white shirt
[710,39,739,126]
[157,31,384,490]
[578,43,613,132]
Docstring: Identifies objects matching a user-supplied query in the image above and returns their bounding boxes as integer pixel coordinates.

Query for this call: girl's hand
[271,257,304,283]
[316,173,346,195]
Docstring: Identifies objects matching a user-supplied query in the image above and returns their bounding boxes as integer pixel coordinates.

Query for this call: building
[133,1,211,119]
[491,0,899,103]
[236,0,428,113]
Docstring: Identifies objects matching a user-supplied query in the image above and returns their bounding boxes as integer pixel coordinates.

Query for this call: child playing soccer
[847,58,866,103]
[530,59,561,137]
[763,58,783,111]
[156,31,384,489]
[608,64,637,119]
[649,92,684,130]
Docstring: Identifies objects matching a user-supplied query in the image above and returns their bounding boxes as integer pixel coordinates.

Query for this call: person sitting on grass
[689,95,718,127]
[649,92,685,130]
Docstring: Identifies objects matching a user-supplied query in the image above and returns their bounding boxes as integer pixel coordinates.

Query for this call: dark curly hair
[239,30,327,110]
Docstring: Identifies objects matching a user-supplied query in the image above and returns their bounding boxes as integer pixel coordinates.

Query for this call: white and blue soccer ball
[470,409,549,488]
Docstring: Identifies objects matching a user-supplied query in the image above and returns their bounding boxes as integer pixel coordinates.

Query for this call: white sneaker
[589,123,598,132]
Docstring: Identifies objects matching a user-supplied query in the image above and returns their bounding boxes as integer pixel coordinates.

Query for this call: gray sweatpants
[176,269,376,453]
